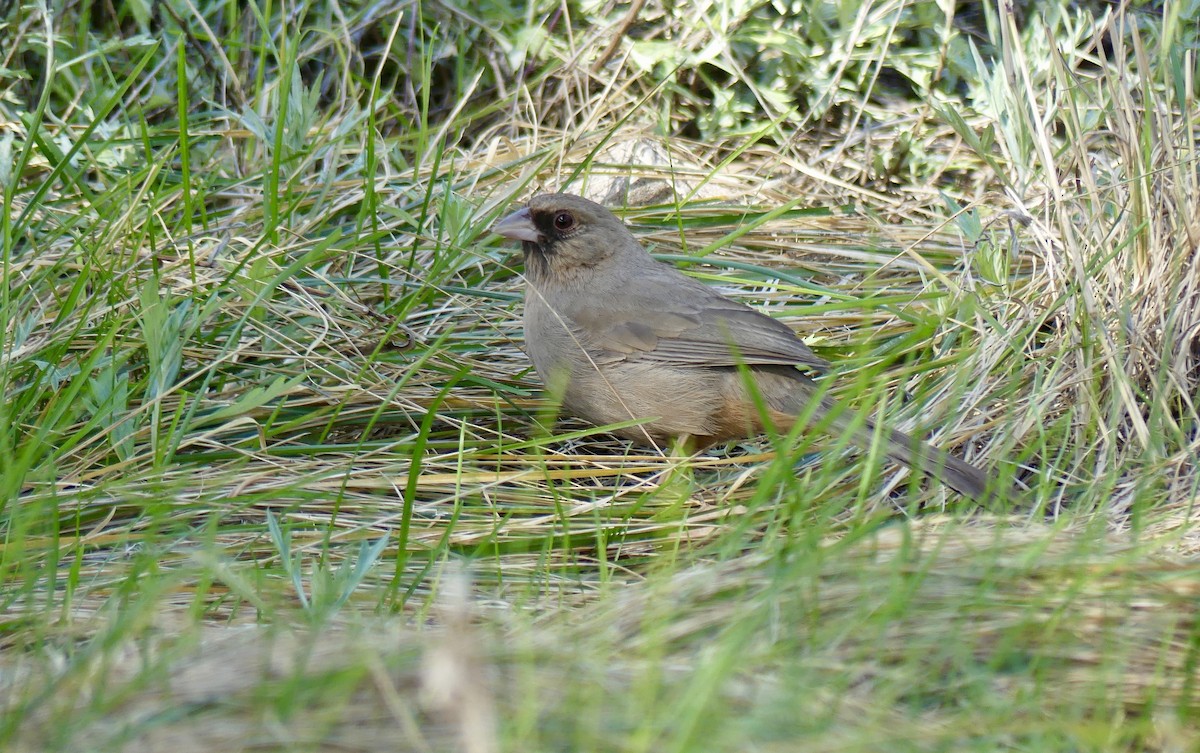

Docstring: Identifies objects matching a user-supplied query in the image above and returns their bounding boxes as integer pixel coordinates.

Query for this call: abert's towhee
[493,193,995,499]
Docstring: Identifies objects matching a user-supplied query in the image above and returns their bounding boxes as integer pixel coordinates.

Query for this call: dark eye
[553,211,575,231]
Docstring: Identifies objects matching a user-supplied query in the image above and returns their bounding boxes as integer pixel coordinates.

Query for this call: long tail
[749,366,999,500]
[818,398,994,501]
[878,424,990,500]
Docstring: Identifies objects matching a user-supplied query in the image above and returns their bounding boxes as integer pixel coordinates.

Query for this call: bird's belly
[524,299,775,445]
[565,362,724,443]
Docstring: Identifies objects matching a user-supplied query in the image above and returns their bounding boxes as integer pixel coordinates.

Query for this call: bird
[492,192,997,499]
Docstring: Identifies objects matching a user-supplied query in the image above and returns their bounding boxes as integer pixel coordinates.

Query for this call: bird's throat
[522,241,553,279]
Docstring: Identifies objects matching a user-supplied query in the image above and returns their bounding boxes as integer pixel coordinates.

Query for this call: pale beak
[492,207,542,243]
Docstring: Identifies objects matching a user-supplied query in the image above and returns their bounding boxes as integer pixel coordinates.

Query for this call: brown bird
[493,193,995,499]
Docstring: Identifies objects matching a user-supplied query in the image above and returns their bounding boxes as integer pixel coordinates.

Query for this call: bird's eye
[553,211,575,231]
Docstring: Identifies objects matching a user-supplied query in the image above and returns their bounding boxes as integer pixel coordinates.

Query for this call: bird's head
[492,193,636,281]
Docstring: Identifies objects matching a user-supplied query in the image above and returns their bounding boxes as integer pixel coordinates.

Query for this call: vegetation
[2,0,1198,750]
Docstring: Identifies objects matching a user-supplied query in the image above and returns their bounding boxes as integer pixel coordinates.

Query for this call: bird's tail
[750,366,999,500]
[877,424,990,500]
[817,398,993,501]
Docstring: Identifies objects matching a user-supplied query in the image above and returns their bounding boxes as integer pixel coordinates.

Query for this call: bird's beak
[492,207,542,243]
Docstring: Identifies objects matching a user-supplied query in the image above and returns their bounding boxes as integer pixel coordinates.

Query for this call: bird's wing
[574,293,830,373]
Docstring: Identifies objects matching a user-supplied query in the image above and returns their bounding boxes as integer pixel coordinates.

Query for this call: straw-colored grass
[2,1,1199,750]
